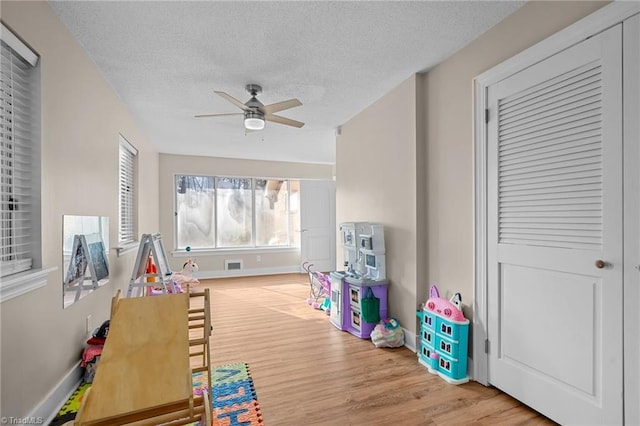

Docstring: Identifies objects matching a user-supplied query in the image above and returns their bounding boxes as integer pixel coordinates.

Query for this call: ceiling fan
[195,84,304,130]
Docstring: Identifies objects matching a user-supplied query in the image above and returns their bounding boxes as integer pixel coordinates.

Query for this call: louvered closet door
[486,24,622,424]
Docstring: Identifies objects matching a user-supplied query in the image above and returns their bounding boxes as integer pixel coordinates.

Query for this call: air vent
[224,260,243,271]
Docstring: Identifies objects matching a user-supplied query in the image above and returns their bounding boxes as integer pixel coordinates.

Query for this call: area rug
[193,362,264,426]
[49,382,91,425]
[50,363,263,426]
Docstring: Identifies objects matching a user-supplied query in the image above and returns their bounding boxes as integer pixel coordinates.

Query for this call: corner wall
[336,75,420,334]
[0,1,159,417]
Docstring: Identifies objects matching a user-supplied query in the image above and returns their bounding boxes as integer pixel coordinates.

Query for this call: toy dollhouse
[416,285,469,384]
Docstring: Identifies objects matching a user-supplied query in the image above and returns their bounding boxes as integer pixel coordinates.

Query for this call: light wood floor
[197,273,555,426]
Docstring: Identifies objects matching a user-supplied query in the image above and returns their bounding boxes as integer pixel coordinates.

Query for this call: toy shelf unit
[331,274,388,339]
[416,285,469,385]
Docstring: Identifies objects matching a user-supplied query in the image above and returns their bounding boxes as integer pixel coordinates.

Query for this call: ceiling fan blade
[260,98,302,114]
[265,113,305,128]
[194,112,243,118]
[215,91,250,111]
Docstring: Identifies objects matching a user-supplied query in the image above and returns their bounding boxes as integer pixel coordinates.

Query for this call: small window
[424,315,432,326]
[0,24,40,278]
[255,179,296,246]
[118,135,137,245]
[439,359,451,372]
[441,323,452,335]
[175,175,215,249]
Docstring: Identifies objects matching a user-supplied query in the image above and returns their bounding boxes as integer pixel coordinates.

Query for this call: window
[118,135,137,245]
[216,177,253,247]
[175,175,300,250]
[176,175,215,249]
[0,24,40,278]
[256,179,300,247]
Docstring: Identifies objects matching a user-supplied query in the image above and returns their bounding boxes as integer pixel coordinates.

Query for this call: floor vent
[225,259,243,271]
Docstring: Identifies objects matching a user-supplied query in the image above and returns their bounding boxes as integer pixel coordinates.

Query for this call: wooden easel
[127,233,173,297]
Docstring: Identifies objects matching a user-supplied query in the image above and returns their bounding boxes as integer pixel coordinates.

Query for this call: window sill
[0,266,58,303]
[115,241,139,257]
[171,246,300,257]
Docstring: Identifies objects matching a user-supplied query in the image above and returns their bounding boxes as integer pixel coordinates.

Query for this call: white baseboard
[467,356,475,381]
[403,327,417,352]
[196,265,301,279]
[31,361,82,424]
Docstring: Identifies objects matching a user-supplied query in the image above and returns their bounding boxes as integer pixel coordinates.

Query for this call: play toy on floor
[371,317,405,348]
[172,258,200,291]
[302,261,331,313]
[146,258,200,295]
[417,284,469,384]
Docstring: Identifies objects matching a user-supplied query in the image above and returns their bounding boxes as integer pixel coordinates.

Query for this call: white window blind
[118,135,137,244]
[0,24,39,278]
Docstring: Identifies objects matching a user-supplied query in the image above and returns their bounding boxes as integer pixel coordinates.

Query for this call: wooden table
[75,293,192,424]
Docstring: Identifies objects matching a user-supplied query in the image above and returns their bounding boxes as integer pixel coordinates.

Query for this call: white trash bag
[371,318,404,348]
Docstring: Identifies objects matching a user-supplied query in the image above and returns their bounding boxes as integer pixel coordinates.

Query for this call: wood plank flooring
[197,273,555,426]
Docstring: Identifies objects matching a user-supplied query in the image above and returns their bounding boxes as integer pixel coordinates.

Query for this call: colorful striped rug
[51,363,263,426]
[49,382,91,425]
[193,362,264,426]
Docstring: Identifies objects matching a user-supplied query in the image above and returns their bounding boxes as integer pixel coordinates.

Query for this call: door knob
[595,260,606,269]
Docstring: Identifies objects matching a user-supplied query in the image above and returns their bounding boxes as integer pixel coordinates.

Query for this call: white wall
[0,1,160,417]
[336,75,421,334]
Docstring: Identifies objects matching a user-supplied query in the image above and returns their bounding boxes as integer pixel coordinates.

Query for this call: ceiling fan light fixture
[244,111,265,130]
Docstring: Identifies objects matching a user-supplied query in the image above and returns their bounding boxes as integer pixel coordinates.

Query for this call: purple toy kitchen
[330,222,388,339]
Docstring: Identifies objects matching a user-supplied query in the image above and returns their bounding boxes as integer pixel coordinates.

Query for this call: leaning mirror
[63,215,109,308]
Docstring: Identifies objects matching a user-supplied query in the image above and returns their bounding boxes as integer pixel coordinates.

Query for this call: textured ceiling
[49,1,523,165]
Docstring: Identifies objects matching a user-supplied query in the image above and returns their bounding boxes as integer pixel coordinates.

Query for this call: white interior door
[300,180,335,272]
[486,24,623,424]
